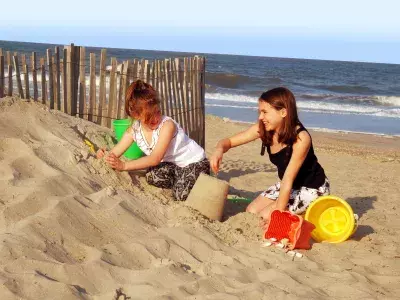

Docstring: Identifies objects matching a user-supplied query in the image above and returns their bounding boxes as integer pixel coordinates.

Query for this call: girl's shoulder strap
[296,122,307,134]
[296,126,306,134]
[132,119,140,131]
[156,116,178,136]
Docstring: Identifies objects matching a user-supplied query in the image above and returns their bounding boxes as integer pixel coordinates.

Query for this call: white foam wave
[372,96,400,106]
[206,92,258,104]
[213,117,400,137]
[300,127,398,138]
[205,93,400,118]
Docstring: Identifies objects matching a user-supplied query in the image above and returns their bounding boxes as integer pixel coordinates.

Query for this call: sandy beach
[0,97,399,299]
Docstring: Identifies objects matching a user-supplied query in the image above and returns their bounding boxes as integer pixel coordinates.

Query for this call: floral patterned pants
[146,159,210,201]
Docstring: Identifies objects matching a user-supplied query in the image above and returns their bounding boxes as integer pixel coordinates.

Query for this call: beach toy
[185,173,229,221]
[227,197,252,204]
[112,119,144,160]
[264,210,315,250]
[305,195,357,243]
[84,139,96,153]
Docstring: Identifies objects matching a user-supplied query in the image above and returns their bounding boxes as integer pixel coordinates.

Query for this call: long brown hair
[125,80,161,127]
[258,87,300,146]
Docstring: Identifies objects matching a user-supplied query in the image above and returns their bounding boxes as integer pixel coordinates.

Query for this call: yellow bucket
[305,195,357,243]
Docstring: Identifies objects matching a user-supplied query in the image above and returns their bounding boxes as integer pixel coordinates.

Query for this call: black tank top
[261,126,326,189]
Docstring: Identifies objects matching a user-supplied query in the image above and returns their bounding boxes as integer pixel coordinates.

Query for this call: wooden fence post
[172,58,185,130]
[40,57,46,104]
[183,57,192,137]
[0,55,4,98]
[97,49,107,125]
[21,54,30,100]
[107,57,117,127]
[201,57,206,147]
[13,55,24,99]
[89,52,96,122]
[7,60,13,96]
[55,47,61,110]
[163,60,172,118]
[63,48,68,113]
[79,47,86,119]
[117,61,125,120]
[32,52,38,101]
[190,57,198,142]
[47,49,54,109]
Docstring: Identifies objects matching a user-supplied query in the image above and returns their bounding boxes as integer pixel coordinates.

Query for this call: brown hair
[125,80,161,127]
[258,87,300,146]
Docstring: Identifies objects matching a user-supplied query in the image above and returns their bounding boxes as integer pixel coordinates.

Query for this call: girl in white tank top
[132,116,205,168]
[98,80,210,201]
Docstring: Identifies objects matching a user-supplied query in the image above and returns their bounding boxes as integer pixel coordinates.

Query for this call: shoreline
[206,114,400,162]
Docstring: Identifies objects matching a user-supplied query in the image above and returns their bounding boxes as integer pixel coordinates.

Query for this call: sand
[0,97,399,299]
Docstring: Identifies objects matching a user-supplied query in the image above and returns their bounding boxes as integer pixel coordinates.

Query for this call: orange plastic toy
[264,210,316,250]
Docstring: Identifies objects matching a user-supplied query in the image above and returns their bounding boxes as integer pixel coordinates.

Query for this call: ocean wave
[371,96,400,106]
[206,92,400,107]
[299,94,400,107]
[206,92,258,103]
[205,72,282,89]
[205,93,400,118]
[205,73,258,89]
[316,84,374,94]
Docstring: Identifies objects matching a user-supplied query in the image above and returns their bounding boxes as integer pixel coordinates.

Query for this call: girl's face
[258,101,287,132]
[128,103,161,130]
[131,112,161,130]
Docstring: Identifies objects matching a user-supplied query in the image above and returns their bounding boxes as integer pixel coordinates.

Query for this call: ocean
[1,40,399,136]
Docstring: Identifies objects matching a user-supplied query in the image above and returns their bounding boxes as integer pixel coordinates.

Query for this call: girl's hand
[210,148,224,174]
[96,147,106,159]
[105,153,126,171]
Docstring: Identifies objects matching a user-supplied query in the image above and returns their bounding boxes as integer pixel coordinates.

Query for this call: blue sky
[1,0,399,64]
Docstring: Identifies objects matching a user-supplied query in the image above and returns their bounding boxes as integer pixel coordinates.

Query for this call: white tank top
[132,116,206,167]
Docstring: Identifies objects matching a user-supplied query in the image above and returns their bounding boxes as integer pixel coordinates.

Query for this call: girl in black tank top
[262,125,326,190]
[210,87,330,223]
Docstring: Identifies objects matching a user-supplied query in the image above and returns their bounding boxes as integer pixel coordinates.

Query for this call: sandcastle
[185,173,229,221]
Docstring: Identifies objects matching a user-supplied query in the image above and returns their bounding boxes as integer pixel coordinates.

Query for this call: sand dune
[0,98,399,299]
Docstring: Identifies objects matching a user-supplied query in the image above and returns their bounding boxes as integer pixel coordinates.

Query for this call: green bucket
[112,119,144,160]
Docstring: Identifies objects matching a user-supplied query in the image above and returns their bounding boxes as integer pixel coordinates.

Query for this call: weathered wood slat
[79,47,86,119]
[0,56,4,98]
[66,46,73,114]
[21,54,30,100]
[7,64,13,96]
[32,52,38,101]
[97,49,107,125]
[40,57,47,104]
[55,47,61,110]
[13,55,24,99]
[117,62,125,120]
[63,48,68,112]
[47,49,54,109]
[163,59,172,118]
[183,57,192,137]
[107,57,117,127]
[89,53,96,122]
[190,57,198,142]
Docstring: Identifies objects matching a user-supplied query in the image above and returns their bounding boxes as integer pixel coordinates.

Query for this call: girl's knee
[173,186,189,201]
[146,163,175,189]
[246,204,258,214]
[259,208,271,220]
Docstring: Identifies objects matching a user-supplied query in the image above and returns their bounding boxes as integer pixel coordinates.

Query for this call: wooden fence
[0,44,206,147]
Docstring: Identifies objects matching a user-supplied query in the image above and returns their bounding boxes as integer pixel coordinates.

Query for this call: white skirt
[261,178,330,214]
